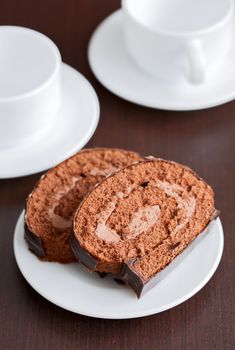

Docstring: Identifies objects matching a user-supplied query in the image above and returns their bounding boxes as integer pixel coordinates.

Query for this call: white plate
[88,10,235,110]
[14,211,224,319]
[0,63,99,178]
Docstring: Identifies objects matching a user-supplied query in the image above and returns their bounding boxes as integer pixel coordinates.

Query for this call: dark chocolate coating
[71,211,219,298]
[121,258,174,298]
[121,260,145,298]
[24,180,46,259]
[70,232,98,270]
[121,210,219,298]
[97,272,108,278]
[24,222,46,258]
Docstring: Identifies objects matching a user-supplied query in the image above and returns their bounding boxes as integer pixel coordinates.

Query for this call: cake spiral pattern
[72,158,217,297]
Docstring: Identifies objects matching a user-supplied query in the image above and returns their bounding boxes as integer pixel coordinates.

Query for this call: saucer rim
[0,63,100,178]
[88,10,235,111]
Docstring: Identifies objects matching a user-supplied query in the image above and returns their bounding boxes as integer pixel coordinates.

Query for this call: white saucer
[14,211,224,319]
[88,10,235,110]
[0,63,99,178]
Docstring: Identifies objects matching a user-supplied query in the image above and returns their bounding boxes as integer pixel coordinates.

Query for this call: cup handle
[186,39,206,85]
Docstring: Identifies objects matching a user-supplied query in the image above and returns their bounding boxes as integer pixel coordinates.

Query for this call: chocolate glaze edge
[24,174,47,259]
[70,231,98,271]
[122,210,219,298]
[24,220,46,258]
[71,210,219,298]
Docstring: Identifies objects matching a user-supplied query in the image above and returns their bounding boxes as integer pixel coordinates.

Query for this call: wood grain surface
[0,1,234,349]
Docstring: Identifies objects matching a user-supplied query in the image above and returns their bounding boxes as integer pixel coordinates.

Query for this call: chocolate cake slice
[25,148,141,263]
[72,158,217,297]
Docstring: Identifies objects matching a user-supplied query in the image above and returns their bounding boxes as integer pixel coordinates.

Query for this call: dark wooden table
[0,1,234,349]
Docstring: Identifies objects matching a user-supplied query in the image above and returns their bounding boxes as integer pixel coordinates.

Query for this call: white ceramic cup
[0,26,61,149]
[122,0,234,84]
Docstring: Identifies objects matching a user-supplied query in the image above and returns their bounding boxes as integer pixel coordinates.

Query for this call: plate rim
[0,63,100,179]
[14,210,224,319]
[88,9,235,111]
